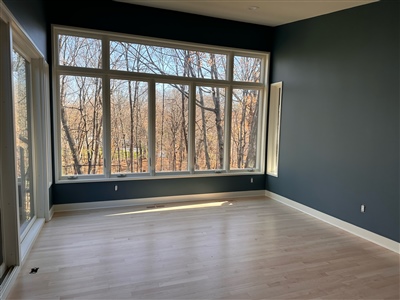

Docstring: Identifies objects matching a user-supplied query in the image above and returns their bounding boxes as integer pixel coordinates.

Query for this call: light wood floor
[8,197,400,299]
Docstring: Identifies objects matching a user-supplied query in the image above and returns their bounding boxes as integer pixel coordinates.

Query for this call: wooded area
[58,35,262,176]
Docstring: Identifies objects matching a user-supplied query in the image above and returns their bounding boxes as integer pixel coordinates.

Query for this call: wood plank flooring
[7,197,400,299]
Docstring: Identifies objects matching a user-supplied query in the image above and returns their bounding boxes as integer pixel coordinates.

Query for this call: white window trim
[52,25,270,183]
[267,81,283,177]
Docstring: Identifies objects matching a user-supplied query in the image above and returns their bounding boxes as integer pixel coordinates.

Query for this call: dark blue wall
[3,0,52,207]
[54,175,265,204]
[3,0,48,60]
[267,1,399,242]
[45,0,273,52]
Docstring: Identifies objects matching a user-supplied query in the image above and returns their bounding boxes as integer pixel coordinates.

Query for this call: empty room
[0,0,399,299]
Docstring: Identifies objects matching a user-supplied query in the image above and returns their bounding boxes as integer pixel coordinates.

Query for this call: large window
[53,26,269,181]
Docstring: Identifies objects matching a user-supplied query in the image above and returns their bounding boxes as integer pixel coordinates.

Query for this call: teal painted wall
[267,1,399,242]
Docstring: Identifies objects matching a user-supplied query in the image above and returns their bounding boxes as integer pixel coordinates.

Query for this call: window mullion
[257,89,267,172]
[188,84,196,174]
[103,37,111,178]
[224,87,232,172]
[224,54,234,171]
[148,79,156,176]
[103,75,111,178]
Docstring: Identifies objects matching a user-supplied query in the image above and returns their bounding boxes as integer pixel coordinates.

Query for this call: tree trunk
[92,78,102,174]
[134,81,139,172]
[60,106,82,174]
[60,75,82,174]
[197,88,211,169]
[245,92,258,168]
[128,80,134,173]
[210,54,224,169]
[160,87,165,170]
[238,92,247,169]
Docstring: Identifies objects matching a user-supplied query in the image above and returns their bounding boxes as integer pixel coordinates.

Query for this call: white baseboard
[0,266,20,300]
[265,190,400,254]
[48,205,54,221]
[53,190,266,212]
[21,218,45,266]
[1,220,44,299]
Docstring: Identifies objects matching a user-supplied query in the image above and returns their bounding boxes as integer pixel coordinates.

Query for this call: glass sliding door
[0,4,50,298]
[12,49,35,235]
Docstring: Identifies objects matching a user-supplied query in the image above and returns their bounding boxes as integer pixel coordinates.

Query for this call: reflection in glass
[13,50,34,233]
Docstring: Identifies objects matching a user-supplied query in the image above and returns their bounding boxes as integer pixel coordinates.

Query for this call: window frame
[267,81,283,177]
[52,25,270,183]
[12,45,37,239]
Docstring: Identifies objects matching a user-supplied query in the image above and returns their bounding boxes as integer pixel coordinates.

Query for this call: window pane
[110,79,149,174]
[110,41,226,79]
[233,56,261,83]
[155,83,189,172]
[12,50,34,232]
[195,87,225,170]
[60,75,103,175]
[58,34,102,68]
[231,89,260,169]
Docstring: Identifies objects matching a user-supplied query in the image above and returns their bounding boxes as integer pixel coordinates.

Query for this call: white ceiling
[115,0,378,27]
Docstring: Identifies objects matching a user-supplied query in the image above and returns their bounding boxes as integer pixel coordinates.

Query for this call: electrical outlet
[115,185,118,191]
[250,177,253,183]
[361,204,366,213]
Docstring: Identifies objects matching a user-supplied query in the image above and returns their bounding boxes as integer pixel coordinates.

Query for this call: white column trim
[0,17,21,267]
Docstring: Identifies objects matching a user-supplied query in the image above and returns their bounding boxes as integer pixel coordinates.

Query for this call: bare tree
[59,35,103,175]
[60,36,261,174]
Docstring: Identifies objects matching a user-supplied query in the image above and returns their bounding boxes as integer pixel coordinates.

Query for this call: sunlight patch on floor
[105,201,231,216]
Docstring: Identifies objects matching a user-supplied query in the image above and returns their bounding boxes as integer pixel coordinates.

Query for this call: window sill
[55,171,264,184]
